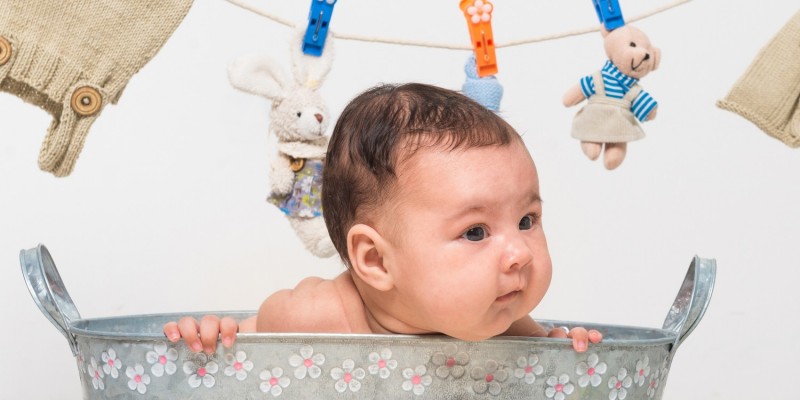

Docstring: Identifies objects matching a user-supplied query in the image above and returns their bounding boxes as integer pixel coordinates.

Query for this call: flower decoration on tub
[87,357,105,390]
[146,341,178,377]
[260,367,291,397]
[402,365,432,396]
[224,350,254,381]
[288,345,325,379]
[183,353,219,389]
[608,367,633,400]
[431,343,470,379]
[330,359,366,393]
[647,369,661,399]
[545,374,575,400]
[576,353,607,388]
[101,348,122,379]
[77,351,86,374]
[470,359,508,395]
[514,353,544,384]
[368,348,398,379]
[125,363,151,394]
[634,355,651,386]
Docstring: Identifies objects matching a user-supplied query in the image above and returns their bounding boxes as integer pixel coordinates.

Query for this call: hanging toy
[462,54,503,112]
[228,29,336,258]
[563,0,660,170]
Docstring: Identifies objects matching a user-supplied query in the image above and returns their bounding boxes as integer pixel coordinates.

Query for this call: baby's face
[378,139,552,340]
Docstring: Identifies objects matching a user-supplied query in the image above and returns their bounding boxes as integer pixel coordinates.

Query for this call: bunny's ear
[290,28,335,90]
[651,47,662,71]
[228,53,292,102]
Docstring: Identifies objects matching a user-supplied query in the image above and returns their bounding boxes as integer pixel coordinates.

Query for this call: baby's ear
[347,224,394,291]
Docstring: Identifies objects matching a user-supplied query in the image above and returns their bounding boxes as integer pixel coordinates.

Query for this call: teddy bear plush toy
[563,25,660,170]
[228,29,336,258]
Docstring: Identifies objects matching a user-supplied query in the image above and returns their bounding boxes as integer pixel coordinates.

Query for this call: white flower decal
[647,368,661,398]
[260,367,290,396]
[545,374,575,400]
[224,350,254,381]
[183,354,219,389]
[330,359,366,393]
[331,358,367,393]
[431,343,470,379]
[514,354,544,384]
[402,365,432,396]
[101,348,122,379]
[87,357,105,390]
[608,368,633,400]
[76,351,86,374]
[633,355,651,386]
[125,363,151,394]
[470,360,508,395]
[576,353,607,388]
[146,341,178,377]
[466,0,493,24]
[368,348,398,379]
[288,345,325,379]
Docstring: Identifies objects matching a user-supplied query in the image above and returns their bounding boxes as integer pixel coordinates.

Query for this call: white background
[1,0,798,398]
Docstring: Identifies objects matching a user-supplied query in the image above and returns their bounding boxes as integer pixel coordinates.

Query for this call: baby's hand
[548,326,603,352]
[163,315,238,354]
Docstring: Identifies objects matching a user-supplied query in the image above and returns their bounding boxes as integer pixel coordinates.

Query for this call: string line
[224,0,693,50]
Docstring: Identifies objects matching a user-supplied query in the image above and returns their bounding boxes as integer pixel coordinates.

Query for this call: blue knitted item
[461,55,503,112]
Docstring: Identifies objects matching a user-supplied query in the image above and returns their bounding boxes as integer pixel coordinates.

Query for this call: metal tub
[21,244,715,399]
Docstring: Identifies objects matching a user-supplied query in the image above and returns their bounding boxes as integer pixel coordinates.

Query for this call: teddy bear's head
[603,25,660,80]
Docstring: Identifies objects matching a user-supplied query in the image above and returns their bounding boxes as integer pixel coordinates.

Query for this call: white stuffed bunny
[228,30,336,258]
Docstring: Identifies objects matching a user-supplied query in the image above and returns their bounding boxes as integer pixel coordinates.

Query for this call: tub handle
[662,255,716,352]
[20,244,81,355]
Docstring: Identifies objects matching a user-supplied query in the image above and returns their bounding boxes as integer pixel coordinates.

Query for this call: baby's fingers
[163,321,180,343]
[220,317,238,348]
[588,329,603,344]
[178,317,203,353]
[568,327,589,352]
[200,315,221,354]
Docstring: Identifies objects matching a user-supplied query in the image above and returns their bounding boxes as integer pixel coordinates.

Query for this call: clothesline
[224,0,693,50]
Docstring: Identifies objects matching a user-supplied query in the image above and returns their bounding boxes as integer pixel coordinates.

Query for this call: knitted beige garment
[717,10,800,148]
[0,0,194,176]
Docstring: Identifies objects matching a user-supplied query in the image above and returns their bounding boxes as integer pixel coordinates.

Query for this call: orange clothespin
[460,0,498,77]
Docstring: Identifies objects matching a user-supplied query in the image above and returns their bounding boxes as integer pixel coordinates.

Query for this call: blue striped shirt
[579,60,657,122]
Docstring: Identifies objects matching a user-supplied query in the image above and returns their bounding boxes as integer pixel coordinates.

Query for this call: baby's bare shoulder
[256,274,364,333]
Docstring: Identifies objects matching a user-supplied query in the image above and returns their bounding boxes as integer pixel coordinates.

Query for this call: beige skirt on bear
[571,71,645,143]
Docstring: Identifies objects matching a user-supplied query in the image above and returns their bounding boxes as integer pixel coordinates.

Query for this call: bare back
[255,272,372,333]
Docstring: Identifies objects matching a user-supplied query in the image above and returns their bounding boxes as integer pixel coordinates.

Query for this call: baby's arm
[504,315,603,353]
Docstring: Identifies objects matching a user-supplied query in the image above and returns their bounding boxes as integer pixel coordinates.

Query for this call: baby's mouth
[496,290,520,302]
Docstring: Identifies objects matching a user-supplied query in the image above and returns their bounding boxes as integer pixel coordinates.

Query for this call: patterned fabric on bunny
[268,159,323,217]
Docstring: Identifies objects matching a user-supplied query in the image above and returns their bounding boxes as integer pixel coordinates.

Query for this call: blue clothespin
[592,0,625,31]
[303,0,337,57]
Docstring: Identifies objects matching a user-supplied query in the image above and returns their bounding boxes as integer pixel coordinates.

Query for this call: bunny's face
[270,87,330,142]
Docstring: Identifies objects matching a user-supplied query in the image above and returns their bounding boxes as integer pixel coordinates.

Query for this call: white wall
[2,0,798,398]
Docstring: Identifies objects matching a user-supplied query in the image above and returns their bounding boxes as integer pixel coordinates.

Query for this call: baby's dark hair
[322,83,520,267]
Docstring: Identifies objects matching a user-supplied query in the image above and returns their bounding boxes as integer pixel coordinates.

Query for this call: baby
[164,83,602,353]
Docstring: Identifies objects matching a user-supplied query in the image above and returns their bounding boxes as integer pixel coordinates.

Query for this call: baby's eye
[462,226,487,242]
[629,42,637,48]
[296,112,302,118]
[519,215,536,230]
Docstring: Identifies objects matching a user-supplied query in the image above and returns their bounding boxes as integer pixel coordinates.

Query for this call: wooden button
[289,157,305,172]
[70,86,102,116]
[0,36,11,66]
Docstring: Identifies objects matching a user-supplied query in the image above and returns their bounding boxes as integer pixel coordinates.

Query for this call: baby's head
[322,83,552,340]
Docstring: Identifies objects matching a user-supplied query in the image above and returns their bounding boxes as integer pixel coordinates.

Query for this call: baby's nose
[314,113,324,123]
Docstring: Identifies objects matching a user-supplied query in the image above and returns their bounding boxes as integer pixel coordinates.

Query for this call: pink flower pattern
[576,353,607,388]
[402,365,432,396]
[515,354,544,384]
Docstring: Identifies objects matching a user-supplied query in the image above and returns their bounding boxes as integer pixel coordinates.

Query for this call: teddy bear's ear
[651,47,662,71]
[228,53,291,103]
[290,27,335,90]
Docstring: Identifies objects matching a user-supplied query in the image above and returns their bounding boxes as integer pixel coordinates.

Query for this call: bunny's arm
[270,153,295,195]
[563,84,587,107]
